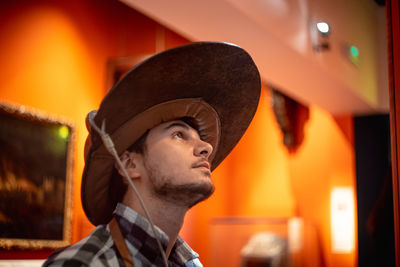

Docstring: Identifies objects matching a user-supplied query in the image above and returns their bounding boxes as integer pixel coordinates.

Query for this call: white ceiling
[121,0,388,115]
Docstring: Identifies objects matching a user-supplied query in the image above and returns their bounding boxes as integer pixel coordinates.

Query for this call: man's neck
[122,189,188,258]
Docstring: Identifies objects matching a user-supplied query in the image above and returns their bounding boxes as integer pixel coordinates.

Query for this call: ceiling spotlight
[316,22,330,35]
[310,20,331,51]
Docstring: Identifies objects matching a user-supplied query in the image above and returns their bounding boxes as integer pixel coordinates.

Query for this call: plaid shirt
[43,203,202,267]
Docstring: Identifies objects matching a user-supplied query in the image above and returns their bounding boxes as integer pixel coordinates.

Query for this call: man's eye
[173,132,184,139]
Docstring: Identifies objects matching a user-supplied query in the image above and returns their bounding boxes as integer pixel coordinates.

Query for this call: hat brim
[82,42,261,225]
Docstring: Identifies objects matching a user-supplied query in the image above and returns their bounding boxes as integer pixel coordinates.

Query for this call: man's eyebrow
[163,121,190,131]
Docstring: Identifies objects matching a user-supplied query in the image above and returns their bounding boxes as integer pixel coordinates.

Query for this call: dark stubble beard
[144,161,215,208]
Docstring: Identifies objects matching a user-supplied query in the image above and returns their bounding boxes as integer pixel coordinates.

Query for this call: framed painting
[0,102,74,248]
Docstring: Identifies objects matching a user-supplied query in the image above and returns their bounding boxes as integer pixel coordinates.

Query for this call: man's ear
[115,151,142,179]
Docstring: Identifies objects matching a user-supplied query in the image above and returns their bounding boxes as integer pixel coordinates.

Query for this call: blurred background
[0,0,395,266]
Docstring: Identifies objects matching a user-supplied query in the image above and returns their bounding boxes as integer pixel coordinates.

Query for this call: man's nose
[194,139,213,159]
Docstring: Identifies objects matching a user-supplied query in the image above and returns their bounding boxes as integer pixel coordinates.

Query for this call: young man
[44,42,261,266]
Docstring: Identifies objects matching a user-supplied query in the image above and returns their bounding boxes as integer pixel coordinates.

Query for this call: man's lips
[192,161,211,171]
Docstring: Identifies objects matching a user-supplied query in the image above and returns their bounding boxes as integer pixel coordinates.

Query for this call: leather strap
[109,217,134,267]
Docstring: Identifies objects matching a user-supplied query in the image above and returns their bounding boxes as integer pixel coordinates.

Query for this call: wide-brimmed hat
[82,42,261,225]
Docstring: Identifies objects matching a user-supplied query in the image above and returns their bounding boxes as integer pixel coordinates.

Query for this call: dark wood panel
[387,0,400,267]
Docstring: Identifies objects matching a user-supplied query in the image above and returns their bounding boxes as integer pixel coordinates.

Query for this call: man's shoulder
[43,225,118,267]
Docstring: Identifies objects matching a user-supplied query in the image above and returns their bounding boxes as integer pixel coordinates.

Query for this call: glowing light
[348,45,360,66]
[288,217,303,253]
[331,187,355,253]
[58,125,69,139]
[316,22,330,34]
[350,46,359,57]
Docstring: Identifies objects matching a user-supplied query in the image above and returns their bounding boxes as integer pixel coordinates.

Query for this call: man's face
[140,120,215,208]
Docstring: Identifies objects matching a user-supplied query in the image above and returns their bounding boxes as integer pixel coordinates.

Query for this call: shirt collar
[113,203,199,264]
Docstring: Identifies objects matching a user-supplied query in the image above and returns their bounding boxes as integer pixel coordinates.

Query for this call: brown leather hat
[82,42,261,225]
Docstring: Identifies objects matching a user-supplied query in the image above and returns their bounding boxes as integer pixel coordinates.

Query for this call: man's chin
[186,181,215,208]
[154,180,215,208]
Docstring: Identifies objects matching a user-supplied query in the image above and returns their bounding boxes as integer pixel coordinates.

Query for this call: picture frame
[0,102,74,249]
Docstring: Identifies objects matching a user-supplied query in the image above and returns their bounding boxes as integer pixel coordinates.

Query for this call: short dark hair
[109,130,149,205]
[127,130,149,154]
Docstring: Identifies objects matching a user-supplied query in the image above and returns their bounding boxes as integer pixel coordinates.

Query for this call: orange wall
[288,109,356,267]
[0,1,356,267]
[289,110,357,266]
